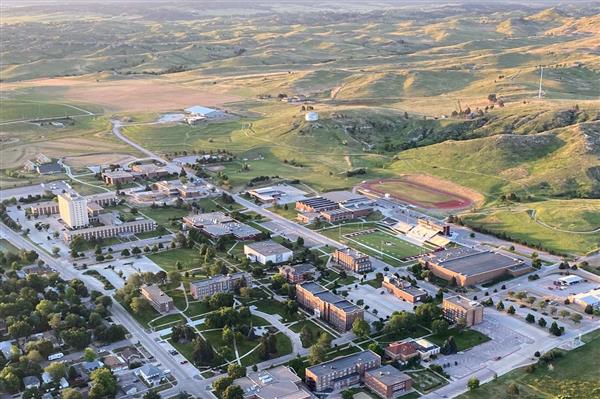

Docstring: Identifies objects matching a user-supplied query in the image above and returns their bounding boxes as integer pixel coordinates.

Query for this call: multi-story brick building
[189,272,252,300]
[419,247,529,287]
[382,276,428,303]
[278,263,316,284]
[296,282,363,331]
[305,350,381,392]
[442,295,484,327]
[363,365,413,399]
[140,284,174,313]
[332,247,372,273]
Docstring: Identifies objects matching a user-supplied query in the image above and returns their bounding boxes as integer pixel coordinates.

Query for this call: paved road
[0,223,213,399]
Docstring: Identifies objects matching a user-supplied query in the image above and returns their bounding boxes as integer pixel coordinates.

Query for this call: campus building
[332,247,372,273]
[102,170,135,186]
[382,276,428,303]
[363,365,413,399]
[419,247,529,287]
[296,281,363,331]
[234,365,315,399]
[442,295,484,327]
[29,192,117,217]
[62,219,156,242]
[384,341,419,362]
[278,263,316,283]
[295,197,338,213]
[58,192,89,229]
[184,212,261,240]
[305,350,381,392]
[569,288,600,310]
[189,272,252,300]
[244,240,293,265]
[140,284,174,313]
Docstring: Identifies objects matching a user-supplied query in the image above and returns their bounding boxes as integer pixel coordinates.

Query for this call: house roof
[386,341,418,356]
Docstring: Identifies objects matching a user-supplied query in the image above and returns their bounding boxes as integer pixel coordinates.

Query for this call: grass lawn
[149,313,185,329]
[140,206,188,228]
[148,248,202,272]
[362,278,383,289]
[0,238,20,254]
[375,325,430,345]
[120,299,160,327]
[290,320,334,347]
[184,301,211,318]
[269,205,298,220]
[427,328,491,351]
[458,329,600,399]
[254,299,304,322]
[406,369,448,393]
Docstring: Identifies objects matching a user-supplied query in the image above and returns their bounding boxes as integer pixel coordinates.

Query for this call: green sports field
[346,229,428,259]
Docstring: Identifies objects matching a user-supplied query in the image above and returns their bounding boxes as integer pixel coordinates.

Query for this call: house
[363,365,413,399]
[442,296,484,327]
[140,284,175,313]
[23,376,41,390]
[0,340,19,359]
[82,360,104,374]
[136,364,163,386]
[278,263,316,283]
[384,341,419,362]
[244,240,293,265]
[122,385,138,395]
[234,365,315,399]
[119,347,143,365]
[305,350,381,392]
[332,247,372,273]
[103,355,128,372]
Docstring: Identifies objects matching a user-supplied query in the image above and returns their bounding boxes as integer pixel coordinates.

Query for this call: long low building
[419,247,530,287]
[305,350,381,392]
[296,281,363,331]
[63,219,156,242]
[184,211,261,240]
[382,276,428,303]
[28,192,118,216]
[570,288,600,310]
[190,272,252,300]
[244,240,293,265]
[235,365,315,399]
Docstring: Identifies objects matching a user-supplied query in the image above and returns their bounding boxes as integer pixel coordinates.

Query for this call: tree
[8,319,32,339]
[60,327,91,349]
[130,297,151,315]
[431,319,449,335]
[308,333,331,365]
[342,390,354,399]
[571,313,582,323]
[467,377,480,391]
[213,377,233,396]
[192,336,214,365]
[143,391,161,399]
[227,364,246,379]
[385,311,417,336]
[525,314,535,324]
[352,319,370,338]
[88,368,118,399]
[507,383,519,396]
[496,300,505,311]
[300,325,313,347]
[549,321,562,336]
[507,305,516,315]
[441,336,458,355]
[538,317,547,328]
[415,303,442,326]
[168,271,181,285]
[120,248,130,257]
[62,388,83,399]
[223,385,244,399]
[367,342,384,356]
[222,326,234,344]
[84,347,97,362]
[0,366,21,394]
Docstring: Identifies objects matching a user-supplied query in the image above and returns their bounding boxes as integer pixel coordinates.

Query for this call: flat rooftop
[365,365,411,387]
[297,197,337,208]
[299,282,361,314]
[444,295,482,309]
[336,247,368,259]
[191,272,250,288]
[280,263,315,274]
[245,240,292,256]
[321,190,367,204]
[306,350,379,377]
[423,247,522,277]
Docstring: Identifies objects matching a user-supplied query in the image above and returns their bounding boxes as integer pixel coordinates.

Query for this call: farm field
[459,329,600,399]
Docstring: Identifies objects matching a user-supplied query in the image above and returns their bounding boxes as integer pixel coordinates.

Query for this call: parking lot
[525,274,600,300]
[344,283,415,322]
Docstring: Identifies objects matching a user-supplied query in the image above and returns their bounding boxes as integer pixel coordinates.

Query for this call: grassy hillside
[459,329,600,399]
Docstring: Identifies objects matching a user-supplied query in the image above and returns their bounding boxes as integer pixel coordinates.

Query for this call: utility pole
[538,66,544,99]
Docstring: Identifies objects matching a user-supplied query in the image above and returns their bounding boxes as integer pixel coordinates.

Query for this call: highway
[0,223,213,399]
